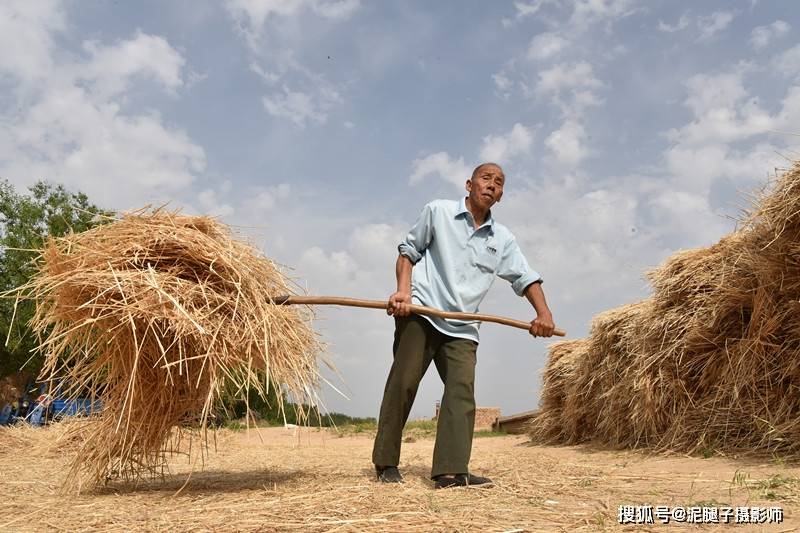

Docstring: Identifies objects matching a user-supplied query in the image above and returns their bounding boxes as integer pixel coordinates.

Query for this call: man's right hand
[387,291,412,317]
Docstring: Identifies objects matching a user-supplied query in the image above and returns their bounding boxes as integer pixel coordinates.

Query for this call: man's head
[466,162,505,211]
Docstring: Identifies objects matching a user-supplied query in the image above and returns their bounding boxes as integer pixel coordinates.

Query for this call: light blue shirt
[398,197,542,342]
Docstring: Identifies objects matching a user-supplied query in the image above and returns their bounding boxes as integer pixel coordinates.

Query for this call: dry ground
[2,425,800,532]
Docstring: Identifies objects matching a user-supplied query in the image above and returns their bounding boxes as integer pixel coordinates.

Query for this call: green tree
[0,179,111,379]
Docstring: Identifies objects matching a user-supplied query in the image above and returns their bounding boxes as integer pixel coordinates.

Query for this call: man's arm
[524,282,555,337]
[387,254,413,317]
[388,202,435,317]
[495,236,556,338]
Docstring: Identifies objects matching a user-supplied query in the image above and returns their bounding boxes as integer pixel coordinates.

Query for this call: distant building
[493,410,537,434]
[433,401,500,432]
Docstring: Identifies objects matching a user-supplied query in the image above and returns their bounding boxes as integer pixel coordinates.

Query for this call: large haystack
[13,210,325,489]
[530,161,800,456]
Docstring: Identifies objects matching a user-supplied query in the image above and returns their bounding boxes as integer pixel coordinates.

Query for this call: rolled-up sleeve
[398,202,435,264]
[497,237,542,296]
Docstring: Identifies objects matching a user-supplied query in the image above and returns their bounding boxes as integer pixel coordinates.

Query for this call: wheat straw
[530,162,800,456]
[13,209,325,489]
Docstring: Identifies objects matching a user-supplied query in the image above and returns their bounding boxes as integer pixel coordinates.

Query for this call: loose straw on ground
[12,209,326,490]
[530,160,800,457]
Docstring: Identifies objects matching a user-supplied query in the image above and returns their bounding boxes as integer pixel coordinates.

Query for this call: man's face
[466,164,505,210]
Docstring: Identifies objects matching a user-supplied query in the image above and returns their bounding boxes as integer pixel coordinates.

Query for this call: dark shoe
[434,473,493,489]
[375,465,404,483]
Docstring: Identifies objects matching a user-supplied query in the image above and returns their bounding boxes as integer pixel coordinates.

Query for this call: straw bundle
[14,210,324,489]
[530,161,800,456]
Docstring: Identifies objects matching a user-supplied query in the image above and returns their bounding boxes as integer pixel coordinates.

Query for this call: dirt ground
[1,425,799,532]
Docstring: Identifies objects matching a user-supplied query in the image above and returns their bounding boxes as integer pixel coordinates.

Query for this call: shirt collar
[457,197,495,231]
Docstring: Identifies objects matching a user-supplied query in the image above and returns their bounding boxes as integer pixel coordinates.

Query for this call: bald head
[471,162,504,181]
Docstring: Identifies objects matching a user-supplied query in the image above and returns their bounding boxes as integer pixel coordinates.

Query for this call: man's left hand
[529,313,555,337]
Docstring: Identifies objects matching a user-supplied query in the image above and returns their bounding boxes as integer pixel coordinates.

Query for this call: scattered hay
[12,209,325,490]
[530,160,800,456]
[0,423,31,450]
[0,419,87,458]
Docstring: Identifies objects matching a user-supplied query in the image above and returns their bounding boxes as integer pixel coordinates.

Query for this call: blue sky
[2,0,799,418]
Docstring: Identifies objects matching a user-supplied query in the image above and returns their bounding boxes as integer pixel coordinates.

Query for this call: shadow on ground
[96,467,308,495]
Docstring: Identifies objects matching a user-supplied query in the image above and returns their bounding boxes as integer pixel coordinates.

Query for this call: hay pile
[530,161,800,456]
[14,210,324,489]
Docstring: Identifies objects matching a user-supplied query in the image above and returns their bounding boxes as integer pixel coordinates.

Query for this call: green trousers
[372,314,478,478]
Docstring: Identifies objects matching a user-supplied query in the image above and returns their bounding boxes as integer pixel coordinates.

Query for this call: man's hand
[529,312,555,337]
[387,291,412,317]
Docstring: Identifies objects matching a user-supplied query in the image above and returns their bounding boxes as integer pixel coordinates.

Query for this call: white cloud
[492,65,517,100]
[667,69,775,147]
[527,32,569,61]
[226,0,360,24]
[495,175,662,310]
[777,86,800,127]
[659,64,796,203]
[480,123,535,163]
[534,61,603,116]
[658,10,739,42]
[250,62,280,83]
[226,0,308,24]
[696,11,735,41]
[198,188,234,217]
[499,1,627,105]
[0,4,206,209]
[251,56,343,127]
[645,188,726,243]
[657,12,690,33]
[80,32,185,98]
[513,0,551,20]
[773,44,800,79]
[314,0,360,19]
[298,246,359,292]
[510,0,635,29]
[663,144,779,195]
[297,222,401,296]
[408,152,471,187]
[228,2,351,128]
[572,89,603,110]
[544,119,588,169]
[245,183,291,211]
[536,61,602,96]
[569,0,637,29]
[263,86,334,127]
[0,0,65,84]
[347,223,406,272]
[1,91,205,208]
[668,101,774,147]
[750,20,790,50]
[683,70,748,116]
[408,124,535,189]
[492,71,512,92]
[225,0,360,48]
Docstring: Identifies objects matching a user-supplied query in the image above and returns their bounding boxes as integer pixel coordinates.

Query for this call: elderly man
[372,162,555,488]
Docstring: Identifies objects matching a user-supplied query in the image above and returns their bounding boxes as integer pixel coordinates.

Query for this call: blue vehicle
[50,397,102,420]
[0,404,11,425]
[0,381,102,426]
[0,380,38,426]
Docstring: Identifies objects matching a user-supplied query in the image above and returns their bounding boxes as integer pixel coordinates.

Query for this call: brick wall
[433,402,501,432]
[474,407,501,431]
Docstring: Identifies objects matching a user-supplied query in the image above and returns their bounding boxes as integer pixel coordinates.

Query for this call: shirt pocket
[474,248,499,273]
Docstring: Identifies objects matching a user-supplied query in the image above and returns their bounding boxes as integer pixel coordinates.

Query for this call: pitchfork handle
[270,295,566,337]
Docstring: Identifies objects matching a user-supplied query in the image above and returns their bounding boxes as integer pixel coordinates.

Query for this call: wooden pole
[270,295,566,337]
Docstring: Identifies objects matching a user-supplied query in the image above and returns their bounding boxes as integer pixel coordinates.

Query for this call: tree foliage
[0,179,112,379]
